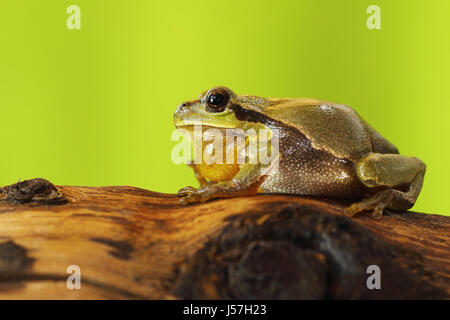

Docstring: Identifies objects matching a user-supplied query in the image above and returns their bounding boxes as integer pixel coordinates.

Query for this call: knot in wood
[0,178,67,205]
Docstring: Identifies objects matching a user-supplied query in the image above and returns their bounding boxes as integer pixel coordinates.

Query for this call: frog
[174,86,426,218]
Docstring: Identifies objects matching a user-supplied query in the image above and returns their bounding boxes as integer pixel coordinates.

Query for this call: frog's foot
[177,179,262,205]
[344,190,394,219]
[177,185,223,205]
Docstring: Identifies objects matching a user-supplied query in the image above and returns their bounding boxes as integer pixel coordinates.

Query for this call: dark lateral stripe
[228,104,279,127]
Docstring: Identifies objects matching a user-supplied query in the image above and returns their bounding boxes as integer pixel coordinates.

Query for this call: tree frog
[174,87,426,218]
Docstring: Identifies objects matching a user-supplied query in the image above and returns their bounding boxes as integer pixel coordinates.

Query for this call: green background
[0,0,449,215]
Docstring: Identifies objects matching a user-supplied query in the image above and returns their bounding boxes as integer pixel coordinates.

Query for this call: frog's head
[174,86,243,129]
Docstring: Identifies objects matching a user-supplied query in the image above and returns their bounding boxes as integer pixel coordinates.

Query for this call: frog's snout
[175,102,189,118]
[177,102,188,111]
[176,101,197,114]
[174,101,193,127]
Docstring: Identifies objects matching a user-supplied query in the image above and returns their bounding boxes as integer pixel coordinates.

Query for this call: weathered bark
[0,178,448,299]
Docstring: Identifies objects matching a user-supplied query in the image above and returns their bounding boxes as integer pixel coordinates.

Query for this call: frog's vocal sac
[173,86,426,218]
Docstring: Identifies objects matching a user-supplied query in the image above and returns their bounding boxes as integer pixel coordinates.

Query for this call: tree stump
[0,178,448,299]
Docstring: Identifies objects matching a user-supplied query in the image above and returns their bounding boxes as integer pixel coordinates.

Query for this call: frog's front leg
[177,163,266,205]
[345,153,426,218]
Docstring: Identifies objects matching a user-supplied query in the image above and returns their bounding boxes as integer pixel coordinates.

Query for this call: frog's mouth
[174,118,239,130]
[175,124,246,142]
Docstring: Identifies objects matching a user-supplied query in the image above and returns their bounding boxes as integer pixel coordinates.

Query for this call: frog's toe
[177,186,197,197]
[344,198,386,219]
[179,195,199,205]
[177,186,200,205]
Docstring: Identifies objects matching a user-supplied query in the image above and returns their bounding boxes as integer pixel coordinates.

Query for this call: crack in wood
[90,237,135,260]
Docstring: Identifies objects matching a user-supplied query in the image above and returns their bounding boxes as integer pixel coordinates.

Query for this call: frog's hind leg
[345,153,426,218]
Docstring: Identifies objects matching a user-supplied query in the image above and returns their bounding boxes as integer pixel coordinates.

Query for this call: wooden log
[0,178,448,299]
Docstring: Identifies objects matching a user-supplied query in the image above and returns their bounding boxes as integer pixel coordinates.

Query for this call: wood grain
[0,178,448,299]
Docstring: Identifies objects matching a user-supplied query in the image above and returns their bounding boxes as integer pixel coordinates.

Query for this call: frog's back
[263,97,398,159]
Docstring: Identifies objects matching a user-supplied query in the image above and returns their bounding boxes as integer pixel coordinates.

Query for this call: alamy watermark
[171,125,280,174]
[367,5,381,30]
[66,5,81,30]
[366,264,381,290]
[66,265,81,289]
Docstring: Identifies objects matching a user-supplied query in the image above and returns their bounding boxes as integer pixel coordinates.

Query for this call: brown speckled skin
[260,121,367,199]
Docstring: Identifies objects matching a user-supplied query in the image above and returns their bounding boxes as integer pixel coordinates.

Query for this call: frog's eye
[205,89,229,113]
